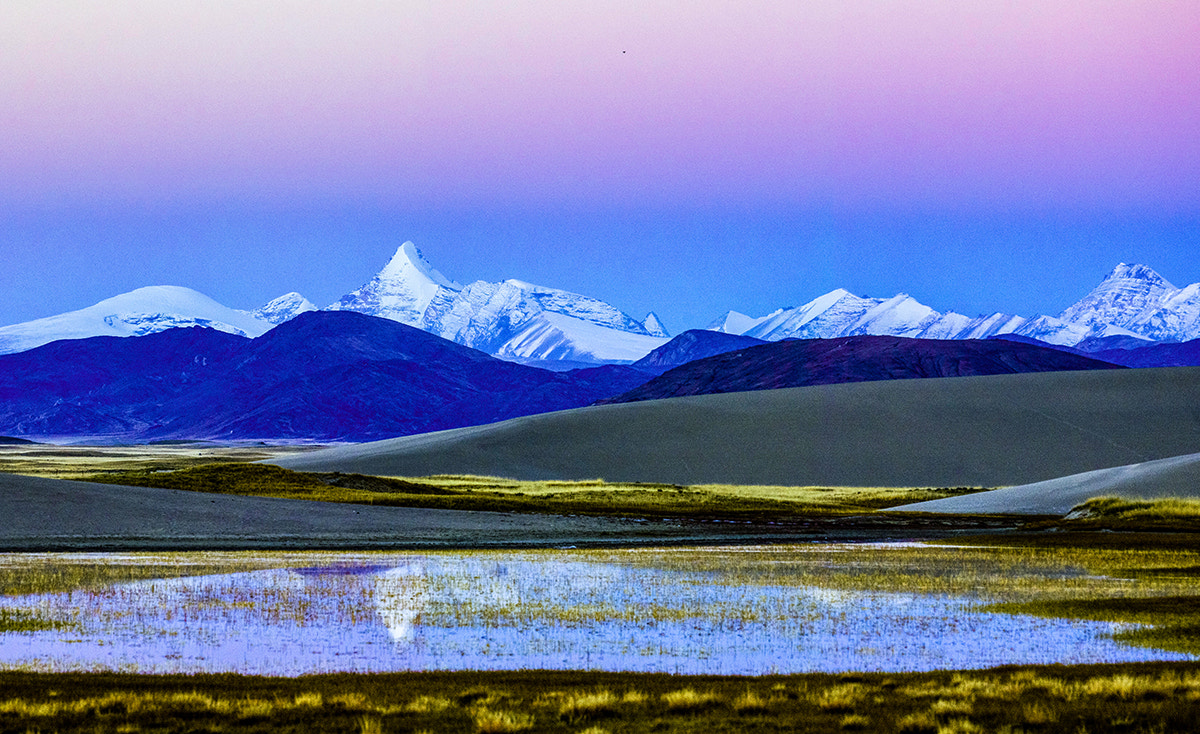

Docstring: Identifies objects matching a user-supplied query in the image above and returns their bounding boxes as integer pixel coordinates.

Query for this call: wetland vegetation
[77,462,984,520]
[5,444,1200,730]
[0,442,316,480]
[1,544,1198,676]
[3,664,1200,733]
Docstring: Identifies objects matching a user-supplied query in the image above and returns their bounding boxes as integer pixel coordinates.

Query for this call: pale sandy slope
[889,452,1200,516]
[0,473,669,550]
[270,367,1200,489]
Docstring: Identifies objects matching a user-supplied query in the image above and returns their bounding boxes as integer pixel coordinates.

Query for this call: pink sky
[3,1,1197,211]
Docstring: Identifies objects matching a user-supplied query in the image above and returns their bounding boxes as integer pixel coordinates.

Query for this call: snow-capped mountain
[710,264,1200,347]
[327,241,461,325]
[642,312,670,338]
[329,243,668,363]
[0,286,273,355]
[252,292,317,324]
[4,249,1196,364]
[706,310,776,335]
[710,289,1029,343]
[1057,263,1200,342]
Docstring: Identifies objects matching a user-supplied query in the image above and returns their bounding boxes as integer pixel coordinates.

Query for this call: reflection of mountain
[373,564,427,644]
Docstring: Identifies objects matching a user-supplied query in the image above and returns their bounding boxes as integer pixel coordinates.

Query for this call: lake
[0,544,1192,675]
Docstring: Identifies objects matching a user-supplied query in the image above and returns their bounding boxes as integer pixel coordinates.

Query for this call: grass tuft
[929,698,974,717]
[357,713,383,734]
[558,689,619,722]
[661,687,723,713]
[620,689,648,705]
[897,712,939,734]
[472,707,534,733]
[816,683,866,712]
[936,718,983,734]
[406,695,453,714]
[1021,702,1056,725]
[731,689,772,714]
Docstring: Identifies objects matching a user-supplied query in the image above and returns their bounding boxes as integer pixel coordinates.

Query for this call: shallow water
[0,545,1191,675]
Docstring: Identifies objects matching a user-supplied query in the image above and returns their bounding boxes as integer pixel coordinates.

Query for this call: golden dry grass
[0,443,319,479]
[1,665,1198,733]
[557,689,619,722]
[471,707,535,733]
[59,460,986,519]
[661,687,723,713]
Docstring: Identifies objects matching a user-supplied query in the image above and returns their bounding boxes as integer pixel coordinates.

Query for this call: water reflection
[373,563,425,644]
[0,547,1191,675]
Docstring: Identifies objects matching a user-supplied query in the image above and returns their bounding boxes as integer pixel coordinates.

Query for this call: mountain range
[0,311,649,442]
[327,242,669,364]
[708,263,1200,347]
[2,244,1199,364]
[0,311,1131,442]
[0,243,669,363]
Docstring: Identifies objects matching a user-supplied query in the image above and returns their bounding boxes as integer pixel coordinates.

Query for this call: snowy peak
[327,241,461,326]
[253,292,316,324]
[380,241,460,290]
[1061,262,1176,321]
[706,310,774,335]
[420,278,665,362]
[723,289,1016,343]
[323,243,665,363]
[642,312,669,338]
[1102,263,1176,290]
[1057,262,1189,340]
[745,289,880,341]
[713,263,1200,348]
[0,285,274,355]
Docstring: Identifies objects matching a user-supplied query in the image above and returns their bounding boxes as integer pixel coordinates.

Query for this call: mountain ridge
[328,244,669,363]
[2,249,1198,361]
[712,263,1200,347]
[0,311,649,442]
[602,335,1122,404]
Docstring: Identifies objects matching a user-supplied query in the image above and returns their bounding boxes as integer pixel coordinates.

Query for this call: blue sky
[2,2,1197,332]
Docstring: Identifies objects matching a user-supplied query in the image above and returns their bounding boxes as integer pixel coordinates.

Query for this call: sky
[2,1,1198,334]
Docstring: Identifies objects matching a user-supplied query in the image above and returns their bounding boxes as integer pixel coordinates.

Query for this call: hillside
[602,335,1120,404]
[270,367,1200,488]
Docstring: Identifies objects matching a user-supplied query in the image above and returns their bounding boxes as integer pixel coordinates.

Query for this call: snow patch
[0,286,273,355]
[253,292,317,324]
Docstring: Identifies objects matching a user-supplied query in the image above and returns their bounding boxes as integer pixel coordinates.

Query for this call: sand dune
[889,452,1200,516]
[0,472,664,550]
[270,367,1200,489]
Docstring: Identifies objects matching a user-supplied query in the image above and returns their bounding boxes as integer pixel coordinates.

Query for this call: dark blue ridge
[600,334,1125,404]
[0,311,647,442]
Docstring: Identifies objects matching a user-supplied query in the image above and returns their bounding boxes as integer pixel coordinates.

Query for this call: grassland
[3,664,1200,733]
[0,442,321,479]
[1055,496,1200,532]
[71,461,985,520]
